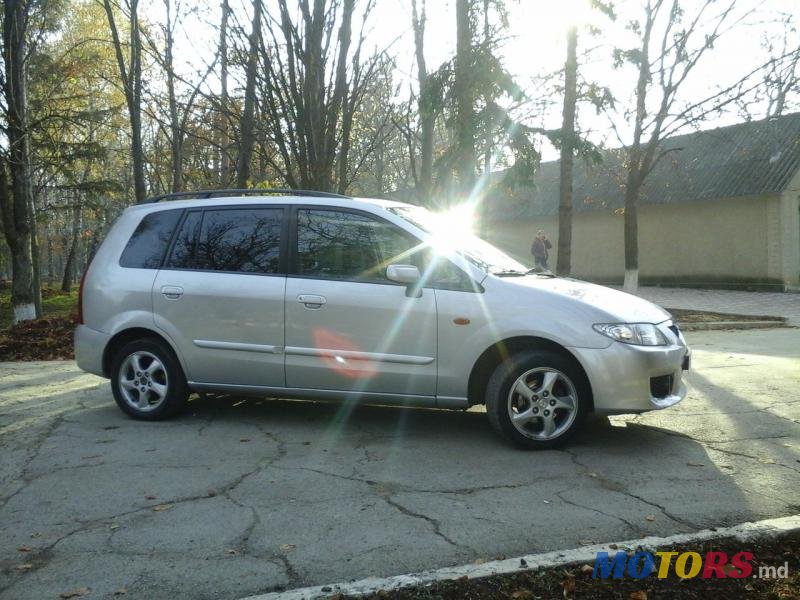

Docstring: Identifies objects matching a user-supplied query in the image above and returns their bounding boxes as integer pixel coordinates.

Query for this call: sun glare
[425,203,478,254]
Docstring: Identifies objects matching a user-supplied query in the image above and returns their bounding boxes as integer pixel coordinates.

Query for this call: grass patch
[667,308,784,324]
[0,287,79,330]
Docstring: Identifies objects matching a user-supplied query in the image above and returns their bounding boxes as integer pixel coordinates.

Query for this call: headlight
[593,323,669,346]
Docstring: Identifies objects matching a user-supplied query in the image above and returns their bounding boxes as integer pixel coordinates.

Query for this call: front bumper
[74,324,111,378]
[570,332,690,415]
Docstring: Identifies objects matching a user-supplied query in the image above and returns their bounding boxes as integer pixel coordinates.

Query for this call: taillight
[77,268,88,325]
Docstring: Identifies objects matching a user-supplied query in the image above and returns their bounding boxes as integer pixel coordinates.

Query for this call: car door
[284,207,437,396]
[152,205,287,387]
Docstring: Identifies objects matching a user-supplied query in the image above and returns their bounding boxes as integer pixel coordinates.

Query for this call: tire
[109,338,189,420]
[485,349,590,449]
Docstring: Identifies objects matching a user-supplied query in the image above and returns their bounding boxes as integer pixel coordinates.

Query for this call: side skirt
[187,381,469,410]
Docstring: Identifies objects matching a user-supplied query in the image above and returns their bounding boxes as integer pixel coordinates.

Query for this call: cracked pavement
[1,328,798,599]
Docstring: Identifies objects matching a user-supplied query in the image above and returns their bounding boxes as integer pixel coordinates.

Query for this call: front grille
[650,374,674,399]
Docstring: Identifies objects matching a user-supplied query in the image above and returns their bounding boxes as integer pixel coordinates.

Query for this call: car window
[295,208,475,289]
[166,211,203,269]
[119,209,182,269]
[166,207,283,274]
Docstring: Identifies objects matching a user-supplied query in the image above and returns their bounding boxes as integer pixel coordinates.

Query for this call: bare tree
[103,0,147,202]
[259,0,377,192]
[144,0,218,193]
[613,0,764,292]
[762,13,800,118]
[236,0,263,188]
[218,0,232,184]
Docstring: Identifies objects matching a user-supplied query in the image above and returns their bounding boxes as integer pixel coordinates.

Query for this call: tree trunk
[454,0,476,198]
[1,0,39,322]
[61,199,82,293]
[556,26,578,276]
[236,0,263,188]
[218,0,231,185]
[103,0,146,202]
[412,0,434,203]
[164,0,182,192]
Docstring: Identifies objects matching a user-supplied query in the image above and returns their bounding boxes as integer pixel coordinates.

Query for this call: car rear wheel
[486,349,589,449]
[110,338,189,420]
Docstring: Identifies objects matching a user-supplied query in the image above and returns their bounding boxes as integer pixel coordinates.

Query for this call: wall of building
[488,194,790,290]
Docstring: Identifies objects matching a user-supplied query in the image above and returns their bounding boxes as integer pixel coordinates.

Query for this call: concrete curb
[241,514,800,600]
[681,320,787,331]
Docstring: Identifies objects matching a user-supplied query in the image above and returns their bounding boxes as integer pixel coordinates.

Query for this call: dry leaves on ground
[0,316,76,361]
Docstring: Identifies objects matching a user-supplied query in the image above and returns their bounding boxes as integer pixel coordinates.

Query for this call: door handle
[161,285,184,299]
[297,294,326,309]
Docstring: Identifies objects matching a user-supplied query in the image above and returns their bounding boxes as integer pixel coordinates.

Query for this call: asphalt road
[1,328,798,600]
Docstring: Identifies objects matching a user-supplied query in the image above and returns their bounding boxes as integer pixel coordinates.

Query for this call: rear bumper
[571,341,690,414]
[74,324,110,378]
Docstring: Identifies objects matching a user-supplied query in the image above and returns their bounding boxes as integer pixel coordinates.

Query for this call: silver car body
[75,195,689,413]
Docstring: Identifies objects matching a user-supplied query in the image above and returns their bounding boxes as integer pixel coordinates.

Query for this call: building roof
[492,111,800,220]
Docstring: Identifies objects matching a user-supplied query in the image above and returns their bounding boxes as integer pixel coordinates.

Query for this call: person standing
[531,230,553,270]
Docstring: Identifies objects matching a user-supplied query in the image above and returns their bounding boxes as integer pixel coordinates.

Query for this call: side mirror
[386,264,421,284]
[386,264,423,298]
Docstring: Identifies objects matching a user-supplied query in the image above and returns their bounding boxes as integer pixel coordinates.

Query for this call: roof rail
[139,188,351,204]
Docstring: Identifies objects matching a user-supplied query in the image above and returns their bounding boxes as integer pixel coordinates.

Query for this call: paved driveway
[1,329,798,600]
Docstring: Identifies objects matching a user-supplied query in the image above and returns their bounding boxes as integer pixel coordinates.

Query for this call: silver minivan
[75,190,690,449]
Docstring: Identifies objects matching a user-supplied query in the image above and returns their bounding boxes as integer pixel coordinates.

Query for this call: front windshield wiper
[526,268,557,277]
[492,269,528,277]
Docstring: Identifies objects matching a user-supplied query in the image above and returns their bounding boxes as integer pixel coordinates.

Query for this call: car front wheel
[110,338,189,420]
[486,349,589,449]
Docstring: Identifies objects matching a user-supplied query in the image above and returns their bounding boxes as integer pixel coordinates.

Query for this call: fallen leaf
[227,549,237,555]
[109,524,120,530]
[495,554,506,560]
[474,558,486,565]
[759,458,776,464]
[609,543,619,549]
[15,563,33,571]
[543,499,551,504]
[630,592,647,600]
[580,564,594,574]
[152,504,172,512]
[60,588,89,599]
[279,544,296,552]
[114,588,127,596]
[17,545,32,552]
[207,490,217,497]
[511,589,534,599]
[645,515,656,521]
[587,472,598,478]
[145,495,157,500]
[579,539,594,545]
[686,461,704,467]
[519,558,528,568]
[239,438,251,442]
[562,574,576,599]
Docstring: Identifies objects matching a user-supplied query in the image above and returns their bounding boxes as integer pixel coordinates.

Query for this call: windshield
[388,205,532,275]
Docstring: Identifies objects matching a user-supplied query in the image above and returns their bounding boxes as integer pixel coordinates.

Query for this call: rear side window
[166,207,283,274]
[119,209,182,269]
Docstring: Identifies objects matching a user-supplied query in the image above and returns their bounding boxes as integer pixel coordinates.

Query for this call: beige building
[487,113,800,291]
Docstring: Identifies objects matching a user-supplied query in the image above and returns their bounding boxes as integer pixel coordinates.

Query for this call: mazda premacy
[75,189,690,449]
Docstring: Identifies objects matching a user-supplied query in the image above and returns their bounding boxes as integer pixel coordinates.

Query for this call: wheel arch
[102,327,183,378]
[467,336,594,409]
